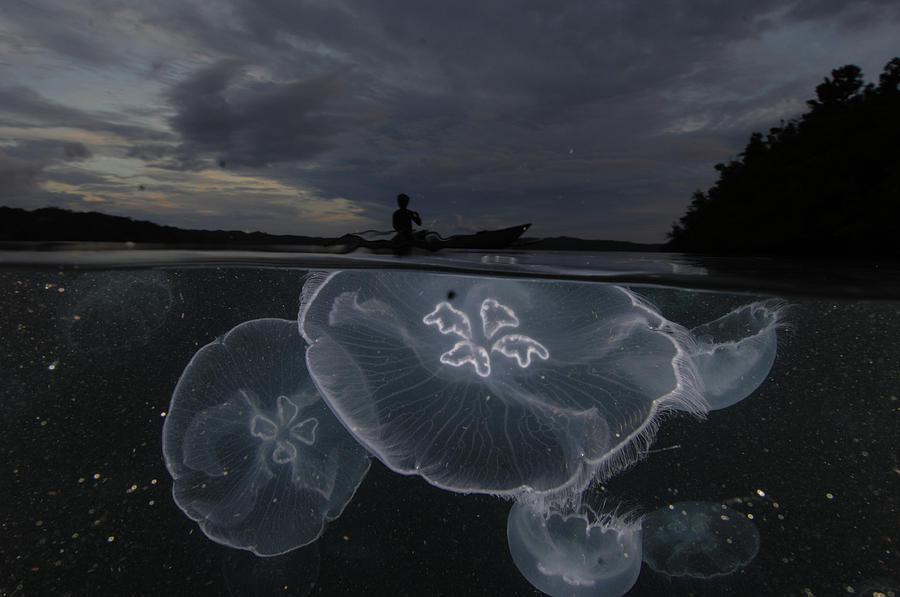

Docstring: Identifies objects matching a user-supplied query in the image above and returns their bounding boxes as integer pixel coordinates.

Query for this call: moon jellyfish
[642,501,760,578]
[162,318,370,556]
[507,501,642,597]
[689,301,786,410]
[59,270,173,353]
[299,270,705,500]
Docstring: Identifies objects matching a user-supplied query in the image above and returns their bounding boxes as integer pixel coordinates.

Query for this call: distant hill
[0,206,662,252]
[517,236,663,252]
[0,206,350,248]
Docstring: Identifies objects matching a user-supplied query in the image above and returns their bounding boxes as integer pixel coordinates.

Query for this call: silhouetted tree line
[668,57,900,257]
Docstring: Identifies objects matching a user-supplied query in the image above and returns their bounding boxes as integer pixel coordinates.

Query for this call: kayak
[420,223,531,250]
[342,223,531,253]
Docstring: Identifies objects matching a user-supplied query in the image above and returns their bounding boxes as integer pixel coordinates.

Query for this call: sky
[1,1,898,242]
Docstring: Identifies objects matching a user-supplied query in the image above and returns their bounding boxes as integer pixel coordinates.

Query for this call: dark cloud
[2,139,95,169]
[0,84,172,142]
[0,1,125,67]
[0,85,103,129]
[165,61,372,168]
[1,141,103,208]
[2,0,898,240]
[126,144,176,161]
[0,147,99,215]
[214,1,806,109]
[61,142,92,161]
[783,0,900,26]
[0,152,44,193]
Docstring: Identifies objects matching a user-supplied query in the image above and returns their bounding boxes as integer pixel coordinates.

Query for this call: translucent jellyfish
[162,318,371,556]
[58,270,173,353]
[299,270,705,500]
[507,500,642,597]
[689,301,786,410]
[642,501,760,578]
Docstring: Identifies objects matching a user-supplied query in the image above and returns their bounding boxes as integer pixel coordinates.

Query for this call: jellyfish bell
[641,500,760,578]
[298,270,706,502]
[506,500,642,597]
[162,318,370,556]
[689,300,787,410]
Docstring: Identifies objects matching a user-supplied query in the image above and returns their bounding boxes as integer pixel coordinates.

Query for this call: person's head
[397,193,410,208]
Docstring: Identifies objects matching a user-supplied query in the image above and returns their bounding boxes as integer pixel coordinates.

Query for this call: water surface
[1,248,897,596]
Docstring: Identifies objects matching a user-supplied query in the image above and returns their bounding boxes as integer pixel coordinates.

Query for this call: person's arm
[412,211,421,225]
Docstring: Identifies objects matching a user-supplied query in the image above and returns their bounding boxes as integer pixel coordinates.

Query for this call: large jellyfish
[641,501,760,578]
[58,270,173,353]
[507,500,642,597]
[689,301,786,410]
[298,270,706,501]
[162,318,371,556]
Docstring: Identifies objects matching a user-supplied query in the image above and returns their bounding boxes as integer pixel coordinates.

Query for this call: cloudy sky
[1,1,898,241]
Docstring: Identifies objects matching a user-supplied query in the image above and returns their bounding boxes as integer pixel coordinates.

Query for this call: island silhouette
[668,57,899,259]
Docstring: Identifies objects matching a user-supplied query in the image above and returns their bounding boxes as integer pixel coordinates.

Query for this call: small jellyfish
[507,500,642,597]
[299,270,706,501]
[58,270,173,353]
[689,300,786,410]
[162,318,370,556]
[642,500,760,578]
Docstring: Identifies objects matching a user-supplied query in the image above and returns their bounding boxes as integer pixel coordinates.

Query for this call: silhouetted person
[392,193,421,241]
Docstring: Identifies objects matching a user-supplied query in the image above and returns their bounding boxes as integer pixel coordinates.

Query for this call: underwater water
[1,249,897,596]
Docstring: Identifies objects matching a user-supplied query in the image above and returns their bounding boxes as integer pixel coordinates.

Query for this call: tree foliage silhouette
[668,57,900,257]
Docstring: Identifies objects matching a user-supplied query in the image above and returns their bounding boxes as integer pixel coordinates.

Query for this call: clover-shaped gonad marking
[480,298,519,339]
[424,298,549,377]
[250,394,319,465]
[440,341,492,377]
[422,301,473,340]
[491,334,550,368]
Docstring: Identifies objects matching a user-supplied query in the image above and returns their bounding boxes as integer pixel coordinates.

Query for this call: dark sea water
[1,249,897,596]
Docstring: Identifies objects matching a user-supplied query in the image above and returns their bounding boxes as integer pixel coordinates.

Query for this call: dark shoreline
[0,206,663,253]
